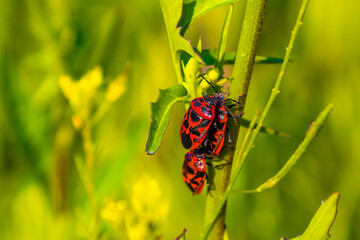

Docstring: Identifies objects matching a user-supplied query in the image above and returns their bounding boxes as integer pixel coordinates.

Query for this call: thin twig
[232,103,334,194]
[234,111,259,170]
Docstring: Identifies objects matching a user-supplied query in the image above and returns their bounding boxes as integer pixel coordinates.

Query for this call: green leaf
[146,84,188,154]
[160,0,204,83]
[215,4,233,71]
[200,49,284,65]
[255,55,285,64]
[178,0,239,35]
[282,192,340,240]
[240,119,290,137]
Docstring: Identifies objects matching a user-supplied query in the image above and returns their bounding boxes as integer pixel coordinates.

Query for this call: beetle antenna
[199,74,220,95]
[224,105,239,126]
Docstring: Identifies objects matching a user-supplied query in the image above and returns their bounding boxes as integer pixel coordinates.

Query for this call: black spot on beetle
[196,171,205,178]
[190,111,201,122]
[197,119,211,128]
[191,180,200,186]
[193,101,201,107]
[182,119,189,129]
[181,132,193,149]
[186,165,195,174]
[201,106,208,114]
[186,183,195,192]
[191,128,200,137]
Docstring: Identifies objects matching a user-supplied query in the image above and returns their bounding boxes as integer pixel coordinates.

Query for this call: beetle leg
[226,126,231,143]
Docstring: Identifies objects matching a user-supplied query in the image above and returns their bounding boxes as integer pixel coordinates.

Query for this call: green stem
[203,0,267,239]
[78,121,100,239]
[233,0,310,180]
[215,4,233,71]
[203,0,310,239]
[229,0,268,102]
[82,122,94,171]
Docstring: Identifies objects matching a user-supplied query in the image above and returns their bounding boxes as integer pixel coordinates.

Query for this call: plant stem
[203,0,310,238]
[80,122,100,239]
[233,103,334,194]
[82,122,94,171]
[203,0,267,239]
[232,0,311,183]
[229,0,268,102]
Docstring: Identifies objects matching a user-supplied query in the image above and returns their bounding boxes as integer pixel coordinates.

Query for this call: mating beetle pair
[180,90,243,195]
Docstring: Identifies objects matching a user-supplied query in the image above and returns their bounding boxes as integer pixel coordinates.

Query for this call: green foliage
[282,193,340,240]
[215,3,233,71]
[155,0,338,239]
[178,0,239,35]
[1,0,358,239]
[200,49,284,65]
[160,0,204,83]
[146,84,188,154]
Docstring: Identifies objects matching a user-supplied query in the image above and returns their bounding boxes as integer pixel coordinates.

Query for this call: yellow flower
[100,200,128,224]
[106,74,127,103]
[71,115,83,130]
[60,67,127,129]
[126,218,149,240]
[101,174,169,240]
[59,67,103,122]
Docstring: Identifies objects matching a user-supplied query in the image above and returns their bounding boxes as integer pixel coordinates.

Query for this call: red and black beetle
[182,150,207,195]
[180,94,226,150]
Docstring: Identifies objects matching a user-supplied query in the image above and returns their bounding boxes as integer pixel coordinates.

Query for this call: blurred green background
[1,0,359,239]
